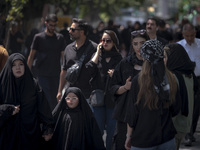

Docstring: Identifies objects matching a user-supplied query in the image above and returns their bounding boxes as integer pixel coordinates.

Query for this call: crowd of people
[0,13,200,150]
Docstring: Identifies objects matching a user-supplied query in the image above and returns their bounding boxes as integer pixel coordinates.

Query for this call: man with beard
[56,18,97,101]
[27,14,66,111]
[146,17,168,46]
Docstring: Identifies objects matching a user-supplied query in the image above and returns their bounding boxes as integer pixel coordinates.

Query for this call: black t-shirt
[63,39,97,98]
[31,32,66,76]
[9,31,24,54]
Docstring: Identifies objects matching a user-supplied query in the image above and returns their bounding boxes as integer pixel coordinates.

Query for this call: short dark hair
[45,14,58,22]
[72,18,88,36]
[147,17,158,26]
[182,23,195,32]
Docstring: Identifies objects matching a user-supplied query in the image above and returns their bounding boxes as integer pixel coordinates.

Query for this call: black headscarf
[140,40,170,103]
[0,53,34,105]
[51,87,105,150]
[165,43,196,116]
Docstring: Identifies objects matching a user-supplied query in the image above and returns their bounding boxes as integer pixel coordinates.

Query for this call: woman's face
[65,92,79,109]
[101,33,114,51]
[12,59,25,78]
[132,37,146,60]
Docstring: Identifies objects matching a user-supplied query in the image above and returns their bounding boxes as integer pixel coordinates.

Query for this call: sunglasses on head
[131,29,146,36]
[101,38,112,43]
[69,28,82,32]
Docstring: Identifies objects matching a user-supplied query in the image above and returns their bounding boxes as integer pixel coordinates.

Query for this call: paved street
[180,117,200,150]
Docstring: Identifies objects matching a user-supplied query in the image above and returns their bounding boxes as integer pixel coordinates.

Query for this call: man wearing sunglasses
[27,14,66,111]
[57,18,97,102]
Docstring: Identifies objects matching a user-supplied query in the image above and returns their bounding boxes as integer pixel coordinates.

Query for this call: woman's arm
[125,124,133,150]
[116,76,132,95]
[91,44,102,64]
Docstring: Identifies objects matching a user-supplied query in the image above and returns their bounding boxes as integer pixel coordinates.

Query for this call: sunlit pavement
[180,117,200,150]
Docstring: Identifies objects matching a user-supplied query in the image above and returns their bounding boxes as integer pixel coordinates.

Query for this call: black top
[9,31,24,54]
[51,87,106,150]
[157,36,169,46]
[125,75,181,148]
[0,53,54,150]
[31,32,66,76]
[110,53,142,121]
[86,47,122,108]
[62,39,97,98]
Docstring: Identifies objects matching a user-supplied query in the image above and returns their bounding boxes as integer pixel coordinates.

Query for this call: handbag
[89,75,109,107]
[89,89,105,107]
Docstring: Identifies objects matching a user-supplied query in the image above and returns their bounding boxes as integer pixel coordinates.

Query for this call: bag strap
[78,41,94,62]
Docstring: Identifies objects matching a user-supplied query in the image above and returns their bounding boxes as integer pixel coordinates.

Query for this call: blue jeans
[131,138,176,150]
[93,106,116,150]
[37,76,59,111]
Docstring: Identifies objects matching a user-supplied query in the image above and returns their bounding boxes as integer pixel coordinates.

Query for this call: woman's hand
[125,136,131,150]
[12,105,20,115]
[108,69,114,77]
[42,134,53,141]
[124,76,132,90]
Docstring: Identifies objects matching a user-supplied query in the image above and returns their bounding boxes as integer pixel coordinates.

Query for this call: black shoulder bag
[65,43,92,85]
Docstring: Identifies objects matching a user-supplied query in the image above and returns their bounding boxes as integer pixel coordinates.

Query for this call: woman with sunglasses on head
[50,87,105,150]
[110,29,149,150]
[124,40,181,150]
[86,30,122,150]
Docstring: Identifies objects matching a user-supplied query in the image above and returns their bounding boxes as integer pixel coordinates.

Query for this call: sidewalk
[180,117,200,150]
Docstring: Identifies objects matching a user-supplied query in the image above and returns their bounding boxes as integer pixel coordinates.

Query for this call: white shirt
[177,38,200,76]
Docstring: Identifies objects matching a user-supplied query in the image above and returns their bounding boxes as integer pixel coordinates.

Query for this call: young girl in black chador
[51,87,105,150]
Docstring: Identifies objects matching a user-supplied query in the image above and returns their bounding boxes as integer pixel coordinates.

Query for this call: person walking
[146,17,168,46]
[50,87,106,150]
[177,23,200,146]
[27,14,66,111]
[0,53,54,150]
[56,18,97,101]
[86,30,122,150]
[110,29,149,150]
[125,40,181,150]
[163,43,196,149]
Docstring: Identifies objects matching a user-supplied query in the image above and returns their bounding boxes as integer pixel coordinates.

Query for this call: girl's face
[12,60,25,78]
[65,92,79,109]
[132,37,146,60]
[101,33,114,51]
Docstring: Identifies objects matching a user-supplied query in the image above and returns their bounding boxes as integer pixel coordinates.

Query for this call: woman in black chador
[0,53,54,150]
[51,87,105,150]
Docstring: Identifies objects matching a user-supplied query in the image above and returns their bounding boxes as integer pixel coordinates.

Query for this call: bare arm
[27,49,37,70]
[57,70,67,101]
[60,51,64,64]
[91,43,102,64]
[125,124,133,150]
[116,76,132,95]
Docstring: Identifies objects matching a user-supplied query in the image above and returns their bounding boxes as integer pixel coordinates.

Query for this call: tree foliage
[177,0,200,21]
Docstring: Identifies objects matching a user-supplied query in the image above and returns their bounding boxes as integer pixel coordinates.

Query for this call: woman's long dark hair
[136,60,177,109]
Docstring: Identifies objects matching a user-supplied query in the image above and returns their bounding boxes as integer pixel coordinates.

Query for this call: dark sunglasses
[69,28,82,32]
[101,38,112,43]
[131,29,146,36]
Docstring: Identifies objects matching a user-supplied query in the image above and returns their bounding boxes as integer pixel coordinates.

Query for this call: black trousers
[186,78,200,139]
